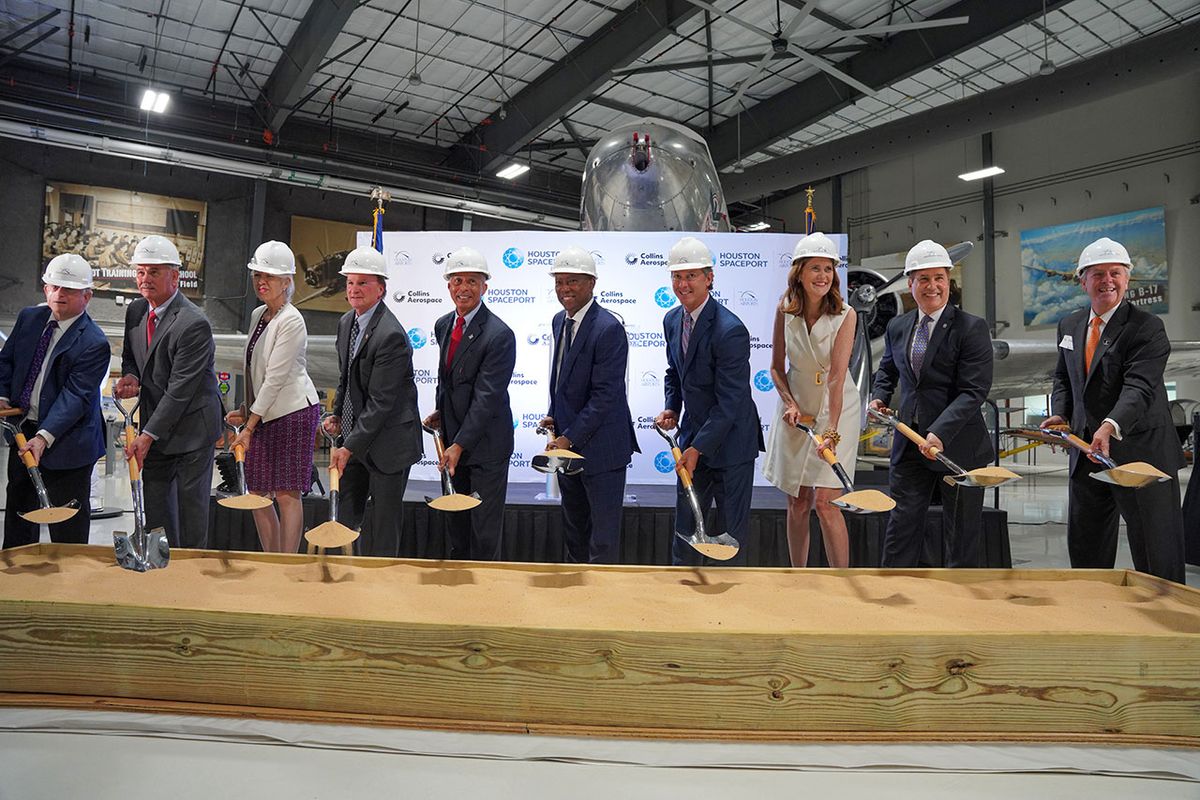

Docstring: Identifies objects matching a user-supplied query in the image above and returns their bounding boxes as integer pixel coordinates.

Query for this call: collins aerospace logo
[432,252,446,265]
[625,253,639,265]
[408,328,428,349]
[753,369,774,392]
[654,287,677,308]
[502,247,525,269]
[654,451,676,473]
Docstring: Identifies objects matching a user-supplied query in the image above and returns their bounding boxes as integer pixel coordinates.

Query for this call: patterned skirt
[245,403,320,493]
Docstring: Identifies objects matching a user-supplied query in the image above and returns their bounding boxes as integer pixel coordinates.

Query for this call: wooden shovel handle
[0,407,25,418]
[894,420,941,457]
[124,424,140,481]
[671,446,694,489]
[232,443,246,463]
[12,432,37,469]
[328,465,340,492]
[1063,433,1093,453]
[817,441,839,466]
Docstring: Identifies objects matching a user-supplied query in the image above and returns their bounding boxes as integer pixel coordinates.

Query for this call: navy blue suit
[662,298,763,566]
[548,302,638,563]
[0,305,110,547]
[434,303,515,560]
[871,303,994,568]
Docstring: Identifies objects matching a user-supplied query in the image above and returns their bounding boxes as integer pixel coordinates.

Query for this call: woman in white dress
[762,232,859,567]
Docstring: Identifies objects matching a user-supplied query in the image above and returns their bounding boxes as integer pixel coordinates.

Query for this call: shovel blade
[304,520,359,550]
[425,492,483,512]
[20,499,80,524]
[1090,461,1171,489]
[833,489,896,514]
[675,530,739,561]
[217,493,274,510]
[113,527,170,572]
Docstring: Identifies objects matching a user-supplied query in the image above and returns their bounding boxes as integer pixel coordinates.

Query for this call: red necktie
[446,315,465,366]
[147,309,158,348]
[1085,316,1102,374]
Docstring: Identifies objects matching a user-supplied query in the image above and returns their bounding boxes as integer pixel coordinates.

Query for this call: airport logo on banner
[653,287,676,308]
[718,250,769,269]
[738,290,759,307]
[487,288,536,305]
[408,327,428,349]
[753,369,774,392]
[392,251,412,267]
[502,247,525,269]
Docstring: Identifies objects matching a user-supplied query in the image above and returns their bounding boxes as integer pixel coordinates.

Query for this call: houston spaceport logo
[654,451,675,473]
[654,287,677,308]
[502,247,525,269]
[408,327,428,349]
[753,369,774,391]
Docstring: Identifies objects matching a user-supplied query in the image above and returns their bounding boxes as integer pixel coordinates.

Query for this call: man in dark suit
[654,237,762,567]
[1042,237,1185,583]
[422,247,516,561]
[114,235,223,549]
[0,254,110,548]
[538,246,638,563]
[323,247,423,558]
[869,240,993,568]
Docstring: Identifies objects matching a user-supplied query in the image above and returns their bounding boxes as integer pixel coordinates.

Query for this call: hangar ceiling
[0,0,1196,227]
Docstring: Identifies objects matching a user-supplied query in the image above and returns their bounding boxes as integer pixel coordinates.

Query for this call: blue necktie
[911,315,932,377]
[17,320,58,411]
[681,311,693,357]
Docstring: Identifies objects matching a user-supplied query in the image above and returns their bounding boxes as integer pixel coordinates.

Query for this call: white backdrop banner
[358,231,848,484]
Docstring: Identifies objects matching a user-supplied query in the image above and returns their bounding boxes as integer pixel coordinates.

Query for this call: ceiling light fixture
[1038,0,1056,76]
[496,163,529,180]
[140,89,170,113]
[958,165,1005,181]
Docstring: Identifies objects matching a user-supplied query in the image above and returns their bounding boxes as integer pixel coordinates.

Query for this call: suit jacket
[333,302,423,474]
[871,303,994,469]
[434,303,516,466]
[548,302,638,473]
[121,294,223,455]
[662,299,763,468]
[0,305,109,470]
[246,303,319,422]
[1051,301,1183,476]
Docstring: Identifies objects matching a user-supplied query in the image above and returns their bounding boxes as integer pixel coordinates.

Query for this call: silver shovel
[869,406,1021,488]
[0,408,80,525]
[792,417,895,514]
[532,422,585,475]
[421,423,482,512]
[1009,426,1171,489]
[112,391,169,572]
[653,424,739,561]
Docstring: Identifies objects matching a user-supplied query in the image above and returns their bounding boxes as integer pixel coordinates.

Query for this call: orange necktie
[1084,316,1102,374]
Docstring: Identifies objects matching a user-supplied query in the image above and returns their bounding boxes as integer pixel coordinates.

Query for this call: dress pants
[882,449,984,568]
[3,433,92,548]
[339,458,411,559]
[445,459,507,561]
[671,458,755,567]
[558,465,627,564]
[1068,463,1185,583]
[142,445,215,549]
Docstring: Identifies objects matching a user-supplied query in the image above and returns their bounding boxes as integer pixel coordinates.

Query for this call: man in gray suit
[322,247,423,558]
[114,235,223,549]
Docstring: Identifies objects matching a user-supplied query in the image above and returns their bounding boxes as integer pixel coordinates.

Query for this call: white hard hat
[1076,237,1131,277]
[667,236,714,271]
[339,246,388,278]
[443,246,490,279]
[904,240,953,275]
[247,240,296,276]
[131,234,181,267]
[550,246,597,278]
[42,253,93,290]
[792,232,841,263]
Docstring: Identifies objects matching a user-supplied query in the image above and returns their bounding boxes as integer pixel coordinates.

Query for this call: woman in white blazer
[228,241,320,554]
